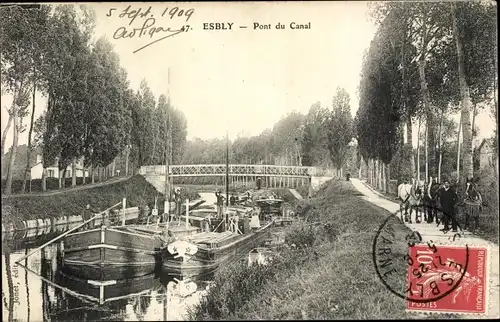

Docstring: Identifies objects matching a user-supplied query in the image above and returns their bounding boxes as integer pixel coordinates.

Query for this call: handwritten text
[106,5,195,53]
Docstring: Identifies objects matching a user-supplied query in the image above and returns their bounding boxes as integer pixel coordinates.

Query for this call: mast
[226,130,229,207]
[164,68,172,216]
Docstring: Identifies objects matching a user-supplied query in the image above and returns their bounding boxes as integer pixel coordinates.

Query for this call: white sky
[1,1,496,151]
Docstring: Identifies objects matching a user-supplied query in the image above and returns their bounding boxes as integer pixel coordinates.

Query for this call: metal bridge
[139,164,334,188]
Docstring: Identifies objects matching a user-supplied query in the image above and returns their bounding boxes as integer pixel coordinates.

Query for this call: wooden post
[185,199,189,230]
[122,198,126,226]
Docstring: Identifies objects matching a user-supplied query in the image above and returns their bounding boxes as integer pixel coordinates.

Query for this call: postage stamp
[405,244,489,315]
[373,213,493,316]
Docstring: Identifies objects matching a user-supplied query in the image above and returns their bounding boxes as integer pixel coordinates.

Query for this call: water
[1,238,215,321]
[1,192,279,321]
[197,192,216,206]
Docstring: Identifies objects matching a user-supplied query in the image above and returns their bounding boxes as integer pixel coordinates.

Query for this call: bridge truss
[139,164,332,178]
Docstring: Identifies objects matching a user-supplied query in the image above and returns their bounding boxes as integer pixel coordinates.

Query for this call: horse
[462,178,483,233]
[422,177,442,224]
[397,179,424,224]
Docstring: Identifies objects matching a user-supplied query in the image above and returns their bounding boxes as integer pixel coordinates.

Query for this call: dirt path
[2,176,133,199]
[351,178,499,319]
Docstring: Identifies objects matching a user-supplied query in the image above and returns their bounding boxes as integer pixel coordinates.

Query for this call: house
[30,154,89,180]
[2,145,39,180]
[477,138,495,169]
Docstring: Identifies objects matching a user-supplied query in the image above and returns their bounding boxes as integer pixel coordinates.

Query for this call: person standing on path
[439,179,459,232]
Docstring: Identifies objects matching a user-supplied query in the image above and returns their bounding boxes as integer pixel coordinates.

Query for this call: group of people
[398,176,482,233]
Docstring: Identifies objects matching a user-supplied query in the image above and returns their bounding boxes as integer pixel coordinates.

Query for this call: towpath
[350,178,499,319]
[2,176,132,199]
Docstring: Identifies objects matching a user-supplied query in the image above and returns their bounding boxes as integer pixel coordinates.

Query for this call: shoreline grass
[188,179,461,320]
[1,175,199,224]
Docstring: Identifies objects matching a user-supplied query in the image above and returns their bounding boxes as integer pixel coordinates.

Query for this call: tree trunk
[125,149,130,176]
[407,118,415,179]
[41,167,47,191]
[471,103,477,140]
[71,158,77,187]
[457,113,462,182]
[112,158,116,177]
[21,75,37,194]
[418,56,436,179]
[4,107,19,195]
[1,110,13,156]
[82,158,86,184]
[386,164,391,194]
[381,163,386,193]
[58,168,62,189]
[91,164,95,184]
[425,117,429,183]
[416,117,421,182]
[452,4,474,184]
[98,166,102,182]
[437,106,445,183]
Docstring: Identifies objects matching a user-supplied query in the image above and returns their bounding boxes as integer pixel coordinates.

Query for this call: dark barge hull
[61,226,163,280]
[57,271,158,303]
[162,221,273,277]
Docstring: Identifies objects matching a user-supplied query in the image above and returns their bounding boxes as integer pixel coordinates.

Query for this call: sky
[1,1,496,150]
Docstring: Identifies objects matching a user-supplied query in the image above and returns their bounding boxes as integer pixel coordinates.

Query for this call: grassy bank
[188,179,458,320]
[1,176,128,195]
[2,175,199,225]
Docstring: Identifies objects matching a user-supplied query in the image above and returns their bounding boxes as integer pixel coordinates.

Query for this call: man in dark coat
[439,179,459,232]
[174,187,182,219]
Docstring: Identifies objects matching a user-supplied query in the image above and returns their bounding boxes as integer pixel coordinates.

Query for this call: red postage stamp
[406,244,488,314]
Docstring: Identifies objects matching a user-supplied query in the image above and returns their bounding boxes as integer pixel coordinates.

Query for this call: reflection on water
[1,238,215,321]
[1,198,283,321]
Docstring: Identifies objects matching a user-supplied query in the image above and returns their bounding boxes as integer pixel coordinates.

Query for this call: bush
[284,222,317,248]
[188,246,319,321]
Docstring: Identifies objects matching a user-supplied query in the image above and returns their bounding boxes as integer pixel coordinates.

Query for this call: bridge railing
[139,164,334,177]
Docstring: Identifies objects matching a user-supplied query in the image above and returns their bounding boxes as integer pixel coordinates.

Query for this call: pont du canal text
[202,22,312,30]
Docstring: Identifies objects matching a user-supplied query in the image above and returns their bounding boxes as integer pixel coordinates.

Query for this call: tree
[271,112,304,166]
[327,87,354,177]
[19,6,52,193]
[301,102,329,166]
[0,4,39,194]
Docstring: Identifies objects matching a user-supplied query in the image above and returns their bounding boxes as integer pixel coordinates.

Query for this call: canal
[1,192,278,321]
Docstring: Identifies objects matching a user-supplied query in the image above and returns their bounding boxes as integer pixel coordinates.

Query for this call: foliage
[300,102,330,166]
[327,88,354,170]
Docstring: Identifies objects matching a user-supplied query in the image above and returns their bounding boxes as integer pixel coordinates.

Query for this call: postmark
[373,214,471,304]
[373,212,492,316]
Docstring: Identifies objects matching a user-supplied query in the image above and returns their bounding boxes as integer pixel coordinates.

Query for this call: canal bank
[1,175,200,231]
[188,179,460,320]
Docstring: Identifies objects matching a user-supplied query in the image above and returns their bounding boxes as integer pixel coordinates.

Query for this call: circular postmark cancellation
[372,213,470,304]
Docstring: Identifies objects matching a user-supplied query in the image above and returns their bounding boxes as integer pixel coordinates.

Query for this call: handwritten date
[106,5,194,23]
[107,5,194,54]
